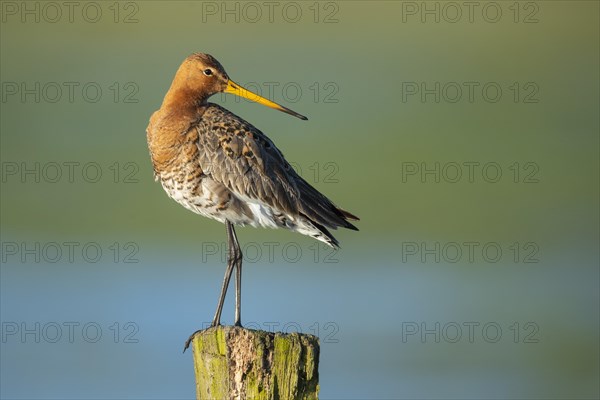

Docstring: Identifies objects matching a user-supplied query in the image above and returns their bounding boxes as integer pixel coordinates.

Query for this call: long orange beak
[224,80,308,121]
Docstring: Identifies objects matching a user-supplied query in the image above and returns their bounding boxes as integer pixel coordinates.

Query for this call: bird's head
[173,53,307,120]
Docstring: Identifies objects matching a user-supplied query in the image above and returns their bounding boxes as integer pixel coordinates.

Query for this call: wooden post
[190,326,319,400]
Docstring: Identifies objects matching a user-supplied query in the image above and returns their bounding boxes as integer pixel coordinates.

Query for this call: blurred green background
[1,1,598,398]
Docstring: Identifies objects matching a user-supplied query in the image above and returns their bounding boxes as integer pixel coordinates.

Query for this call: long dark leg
[210,221,237,327]
[229,223,243,327]
[184,221,241,352]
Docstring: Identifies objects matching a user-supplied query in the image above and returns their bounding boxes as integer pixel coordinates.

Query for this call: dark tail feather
[295,176,359,232]
[339,208,360,222]
[315,221,340,248]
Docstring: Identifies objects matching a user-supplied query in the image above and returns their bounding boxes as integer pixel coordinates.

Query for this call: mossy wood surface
[191,326,319,400]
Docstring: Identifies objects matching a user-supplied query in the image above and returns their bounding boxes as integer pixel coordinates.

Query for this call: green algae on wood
[190,326,319,400]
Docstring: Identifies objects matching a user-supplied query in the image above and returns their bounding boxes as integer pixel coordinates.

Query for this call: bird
[145,53,359,350]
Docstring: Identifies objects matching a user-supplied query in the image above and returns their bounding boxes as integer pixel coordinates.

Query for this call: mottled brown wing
[195,104,301,218]
[196,103,359,233]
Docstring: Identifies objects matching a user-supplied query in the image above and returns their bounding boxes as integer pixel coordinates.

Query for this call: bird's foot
[183,324,220,353]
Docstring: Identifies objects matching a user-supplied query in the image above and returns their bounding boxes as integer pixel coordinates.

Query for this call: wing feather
[196,103,358,234]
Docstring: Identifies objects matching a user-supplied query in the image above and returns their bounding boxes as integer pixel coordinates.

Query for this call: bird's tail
[294,176,359,247]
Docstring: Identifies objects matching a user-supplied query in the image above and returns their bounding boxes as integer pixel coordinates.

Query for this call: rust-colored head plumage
[163,52,308,120]
[165,53,230,104]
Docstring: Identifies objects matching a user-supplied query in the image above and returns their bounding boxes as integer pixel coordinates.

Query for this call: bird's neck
[161,85,207,111]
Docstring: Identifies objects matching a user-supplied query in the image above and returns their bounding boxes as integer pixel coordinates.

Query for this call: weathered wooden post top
[189,326,320,400]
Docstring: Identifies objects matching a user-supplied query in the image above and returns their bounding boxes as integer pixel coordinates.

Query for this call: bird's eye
[203,69,213,76]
